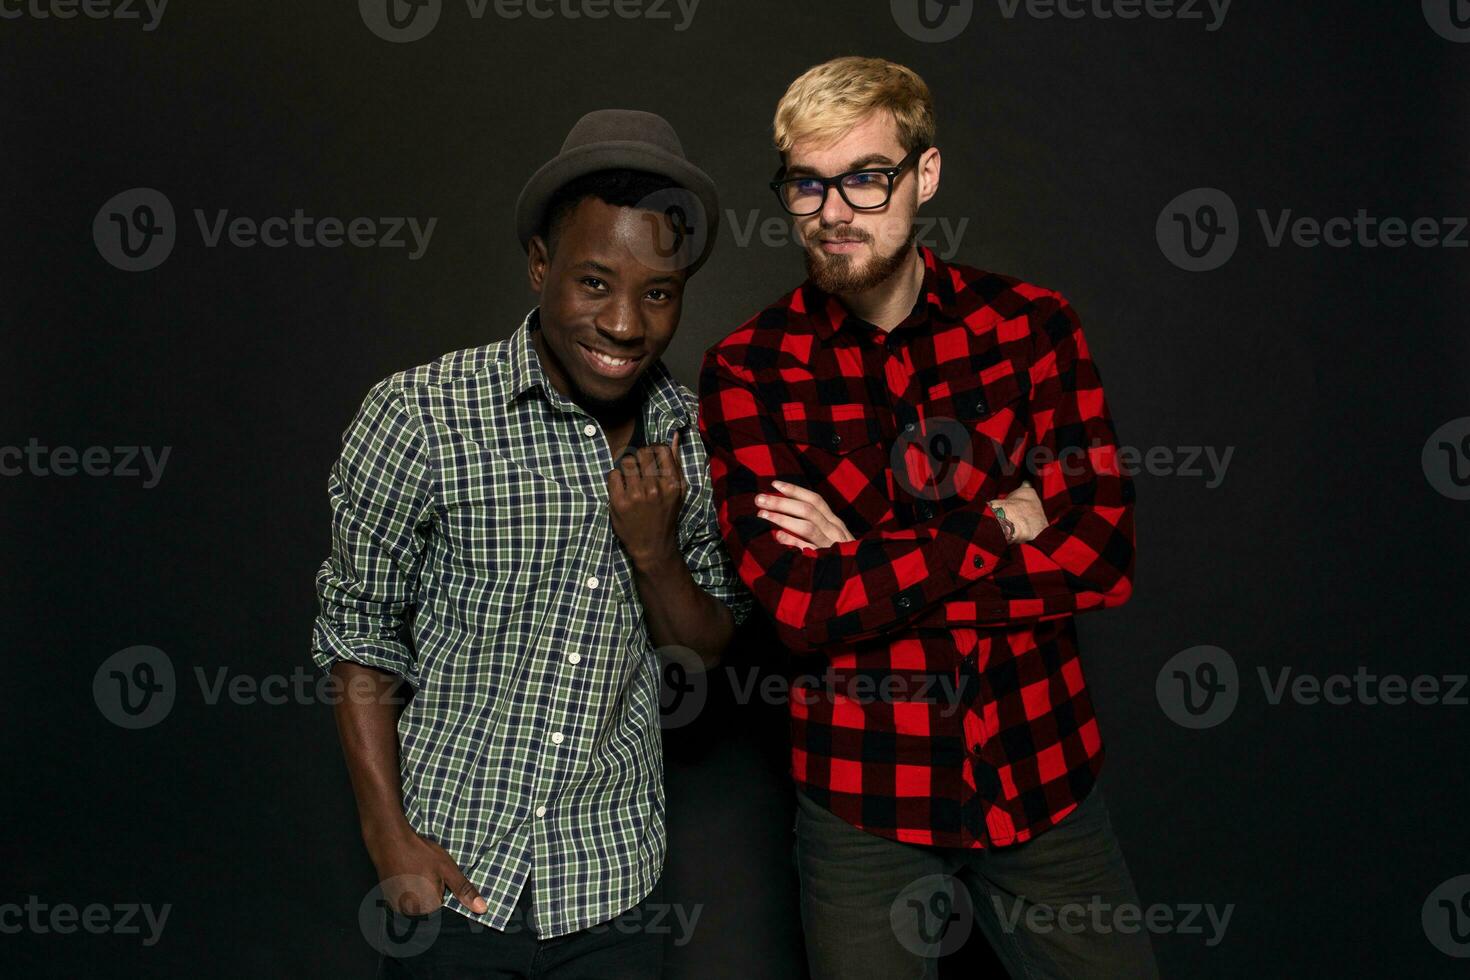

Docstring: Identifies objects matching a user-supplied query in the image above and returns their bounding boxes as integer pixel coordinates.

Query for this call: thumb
[438,854,488,914]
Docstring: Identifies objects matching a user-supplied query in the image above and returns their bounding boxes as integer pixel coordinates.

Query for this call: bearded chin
[804,227,917,295]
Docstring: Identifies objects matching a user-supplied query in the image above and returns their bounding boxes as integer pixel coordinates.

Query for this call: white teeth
[589,349,633,367]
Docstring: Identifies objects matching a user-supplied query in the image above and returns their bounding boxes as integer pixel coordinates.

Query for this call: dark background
[4,1,1469,976]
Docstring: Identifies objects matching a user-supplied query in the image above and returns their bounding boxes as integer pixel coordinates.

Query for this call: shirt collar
[798,244,957,342]
[501,308,690,437]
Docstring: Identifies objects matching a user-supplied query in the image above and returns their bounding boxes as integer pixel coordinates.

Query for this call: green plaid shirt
[311,310,749,938]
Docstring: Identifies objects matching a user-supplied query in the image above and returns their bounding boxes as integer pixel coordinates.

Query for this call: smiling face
[527,196,688,409]
[784,110,941,295]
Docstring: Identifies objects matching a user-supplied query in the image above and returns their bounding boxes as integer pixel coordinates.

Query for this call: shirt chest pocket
[911,371,1030,503]
[777,401,885,458]
[775,402,890,526]
[438,447,604,600]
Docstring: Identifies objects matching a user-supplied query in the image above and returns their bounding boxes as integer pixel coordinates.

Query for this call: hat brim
[515,141,721,275]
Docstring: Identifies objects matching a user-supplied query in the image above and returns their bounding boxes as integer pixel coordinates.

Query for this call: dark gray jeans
[794,783,1159,979]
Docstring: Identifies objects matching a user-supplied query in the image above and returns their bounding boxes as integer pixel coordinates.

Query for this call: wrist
[361,812,415,854]
[629,543,683,578]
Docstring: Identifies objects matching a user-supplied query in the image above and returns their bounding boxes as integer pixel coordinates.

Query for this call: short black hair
[539,168,682,251]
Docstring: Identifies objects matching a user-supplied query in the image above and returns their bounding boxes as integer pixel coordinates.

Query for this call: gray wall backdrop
[4,1,1469,976]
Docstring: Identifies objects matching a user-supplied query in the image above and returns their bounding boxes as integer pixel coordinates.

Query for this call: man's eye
[793,179,824,195]
[844,172,880,186]
[581,277,606,289]
[646,289,671,301]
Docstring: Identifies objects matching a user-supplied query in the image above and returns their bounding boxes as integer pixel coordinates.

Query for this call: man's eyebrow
[572,260,682,287]
[784,153,899,177]
[573,260,617,276]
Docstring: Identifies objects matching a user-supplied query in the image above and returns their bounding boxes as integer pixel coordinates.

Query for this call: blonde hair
[773,56,935,158]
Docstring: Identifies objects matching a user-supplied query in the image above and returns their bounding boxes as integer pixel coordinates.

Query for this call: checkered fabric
[698,246,1135,848]
[312,310,749,936]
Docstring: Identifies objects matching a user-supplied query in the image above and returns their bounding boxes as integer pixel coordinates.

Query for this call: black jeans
[376,877,665,980]
[794,783,1159,979]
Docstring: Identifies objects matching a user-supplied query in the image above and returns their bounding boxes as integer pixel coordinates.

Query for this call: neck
[836,246,925,332]
[530,325,639,428]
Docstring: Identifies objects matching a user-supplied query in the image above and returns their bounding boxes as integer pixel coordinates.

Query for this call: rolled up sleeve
[311,378,435,687]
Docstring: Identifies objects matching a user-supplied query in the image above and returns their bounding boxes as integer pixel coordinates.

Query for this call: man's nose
[818,184,856,227]
[594,293,646,346]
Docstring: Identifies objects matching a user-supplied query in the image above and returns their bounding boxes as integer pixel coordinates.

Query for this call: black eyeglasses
[769,147,925,216]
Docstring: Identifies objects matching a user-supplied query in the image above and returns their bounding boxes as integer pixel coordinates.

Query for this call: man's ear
[917,147,941,207]
[527,234,550,293]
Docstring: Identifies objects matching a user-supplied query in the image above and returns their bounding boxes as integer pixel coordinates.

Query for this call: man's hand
[756,481,855,550]
[990,480,1047,544]
[761,479,1049,550]
[608,432,686,569]
[367,825,488,916]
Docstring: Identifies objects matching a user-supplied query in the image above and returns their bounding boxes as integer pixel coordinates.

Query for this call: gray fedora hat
[514,109,721,275]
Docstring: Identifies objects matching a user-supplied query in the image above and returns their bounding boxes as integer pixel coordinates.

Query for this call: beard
[802,223,917,295]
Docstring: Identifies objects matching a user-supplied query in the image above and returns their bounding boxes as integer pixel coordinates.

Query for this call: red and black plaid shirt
[698,246,1135,849]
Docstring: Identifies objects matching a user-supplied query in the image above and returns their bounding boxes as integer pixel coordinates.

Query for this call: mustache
[805,224,872,245]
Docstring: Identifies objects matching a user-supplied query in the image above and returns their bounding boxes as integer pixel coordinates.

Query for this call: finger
[754,493,817,519]
[759,509,822,543]
[620,453,654,499]
[441,862,488,914]
[774,530,819,551]
[770,479,820,503]
[652,443,679,487]
[636,444,661,476]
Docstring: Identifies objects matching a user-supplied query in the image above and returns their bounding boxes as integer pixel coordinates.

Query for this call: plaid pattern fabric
[312,310,749,938]
[698,246,1135,849]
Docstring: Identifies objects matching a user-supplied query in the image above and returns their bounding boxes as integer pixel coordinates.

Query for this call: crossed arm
[697,294,1136,652]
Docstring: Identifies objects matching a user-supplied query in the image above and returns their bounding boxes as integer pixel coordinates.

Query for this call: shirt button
[582,423,597,437]
[585,575,600,590]
[550,732,565,745]
[903,422,916,433]
[896,595,912,610]
[534,805,547,818]
[568,652,582,665]
[973,555,984,569]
